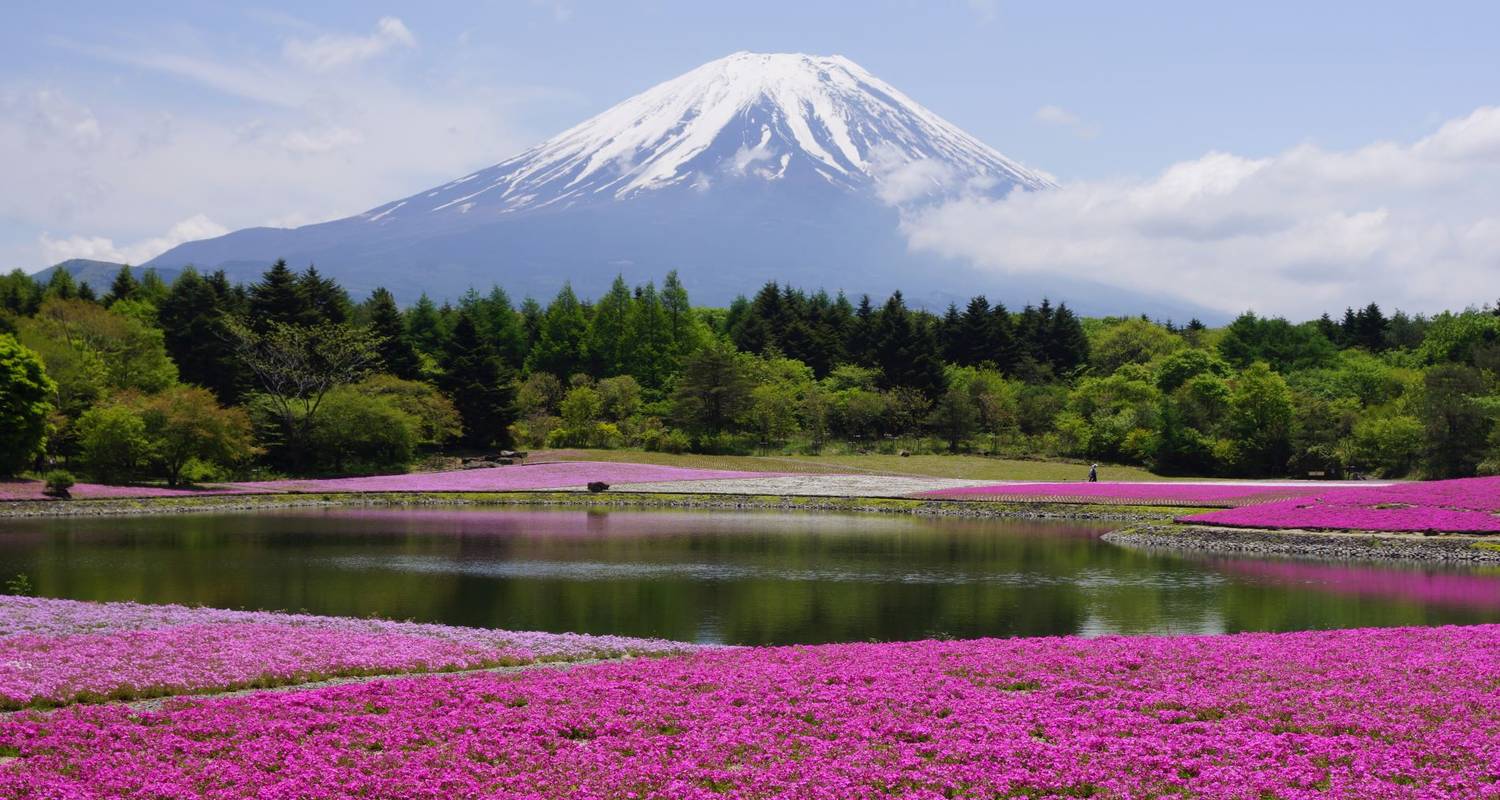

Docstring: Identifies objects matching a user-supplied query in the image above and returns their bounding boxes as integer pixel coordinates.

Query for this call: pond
[1,508,1496,645]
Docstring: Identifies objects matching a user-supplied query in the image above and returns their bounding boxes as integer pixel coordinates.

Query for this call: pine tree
[872,292,946,398]
[248,260,310,331]
[365,287,421,379]
[847,294,877,367]
[519,297,543,354]
[954,295,996,367]
[298,266,351,325]
[661,271,701,361]
[405,294,445,356]
[526,283,590,379]
[438,312,515,448]
[107,266,139,305]
[588,275,634,376]
[1046,303,1090,375]
[939,303,964,363]
[627,282,674,389]
[76,282,97,303]
[44,267,77,300]
[158,268,243,402]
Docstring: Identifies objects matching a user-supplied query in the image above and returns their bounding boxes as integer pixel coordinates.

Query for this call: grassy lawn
[531,449,1177,482]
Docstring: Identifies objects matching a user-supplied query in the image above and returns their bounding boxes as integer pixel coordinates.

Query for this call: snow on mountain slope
[356,52,1052,225]
[145,52,1211,317]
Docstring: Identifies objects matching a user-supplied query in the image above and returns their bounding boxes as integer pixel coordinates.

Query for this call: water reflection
[0,508,1494,645]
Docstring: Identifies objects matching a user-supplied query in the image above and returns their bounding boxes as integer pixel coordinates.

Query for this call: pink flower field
[2,625,1495,798]
[1182,476,1500,533]
[0,462,786,502]
[917,482,1326,507]
[0,596,693,709]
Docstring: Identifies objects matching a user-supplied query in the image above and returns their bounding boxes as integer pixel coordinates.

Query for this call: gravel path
[609,475,993,497]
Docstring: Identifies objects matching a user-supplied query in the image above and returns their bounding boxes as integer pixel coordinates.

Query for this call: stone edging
[1103,524,1500,564]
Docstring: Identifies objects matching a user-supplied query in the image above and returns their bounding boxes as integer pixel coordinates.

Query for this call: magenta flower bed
[918,482,1325,507]
[0,462,788,502]
[0,480,262,502]
[1183,476,1500,533]
[0,596,693,708]
[2,626,1495,798]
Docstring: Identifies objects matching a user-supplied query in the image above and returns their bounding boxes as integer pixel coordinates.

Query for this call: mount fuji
[145,52,1190,316]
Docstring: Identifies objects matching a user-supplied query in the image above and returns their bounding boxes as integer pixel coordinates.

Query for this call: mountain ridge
[144,52,1208,319]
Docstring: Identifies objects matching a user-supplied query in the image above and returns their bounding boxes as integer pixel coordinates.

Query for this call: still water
[1,508,1496,645]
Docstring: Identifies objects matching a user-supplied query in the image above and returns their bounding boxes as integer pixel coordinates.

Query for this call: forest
[2,261,1498,485]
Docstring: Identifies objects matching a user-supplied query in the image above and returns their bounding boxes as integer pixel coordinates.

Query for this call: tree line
[2,260,1498,484]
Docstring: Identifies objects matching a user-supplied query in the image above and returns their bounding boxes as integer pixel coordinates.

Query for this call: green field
[531,449,1176,482]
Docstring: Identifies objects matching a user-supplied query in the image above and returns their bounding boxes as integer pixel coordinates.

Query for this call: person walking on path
[1088,464,1098,483]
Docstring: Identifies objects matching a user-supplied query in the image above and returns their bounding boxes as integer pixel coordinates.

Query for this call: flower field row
[0,462,785,502]
[916,481,1327,507]
[2,625,1495,798]
[0,596,694,709]
[1182,476,1500,533]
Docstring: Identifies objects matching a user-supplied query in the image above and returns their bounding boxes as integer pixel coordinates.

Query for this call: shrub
[306,389,418,474]
[137,385,258,486]
[42,469,75,498]
[76,403,153,483]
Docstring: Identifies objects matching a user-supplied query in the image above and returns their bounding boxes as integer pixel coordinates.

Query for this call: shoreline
[3,490,1497,564]
[0,490,1185,523]
[1104,524,1500,564]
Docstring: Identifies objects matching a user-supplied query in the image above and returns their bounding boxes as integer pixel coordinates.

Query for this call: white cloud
[1034,104,1099,140]
[899,106,1500,317]
[2,19,544,270]
[280,126,363,155]
[40,214,229,266]
[284,17,416,71]
[964,0,999,24]
[530,1,573,23]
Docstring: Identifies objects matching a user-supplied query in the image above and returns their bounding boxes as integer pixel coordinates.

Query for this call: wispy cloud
[284,17,417,71]
[5,17,542,269]
[1034,105,1099,140]
[900,106,1500,317]
[50,36,302,107]
[964,0,999,24]
[40,214,229,266]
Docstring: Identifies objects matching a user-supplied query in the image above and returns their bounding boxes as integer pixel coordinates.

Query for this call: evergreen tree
[158,268,243,402]
[106,266,139,305]
[43,268,76,300]
[405,294,445,356]
[872,292,946,398]
[627,282,673,389]
[480,286,527,367]
[1,270,42,317]
[954,295,997,367]
[588,276,634,376]
[526,283,590,378]
[438,312,515,448]
[661,271,701,361]
[730,282,784,355]
[248,260,310,331]
[137,269,169,306]
[365,288,421,380]
[76,282,97,303]
[938,303,964,363]
[298,266,351,325]
[847,294,877,367]
[1045,303,1090,375]
[519,297,543,355]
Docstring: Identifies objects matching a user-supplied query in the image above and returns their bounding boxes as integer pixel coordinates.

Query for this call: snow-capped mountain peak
[362,51,1051,223]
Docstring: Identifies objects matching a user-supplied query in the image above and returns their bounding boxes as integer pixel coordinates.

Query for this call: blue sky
[3,1,1499,313]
